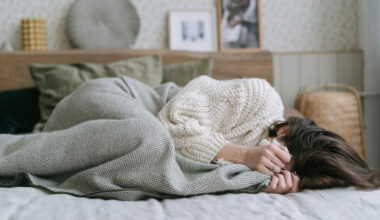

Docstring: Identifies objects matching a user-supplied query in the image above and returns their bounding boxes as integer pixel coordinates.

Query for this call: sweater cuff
[175,132,229,163]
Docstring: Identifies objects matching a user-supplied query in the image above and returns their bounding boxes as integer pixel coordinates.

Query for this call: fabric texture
[0,76,270,200]
[2,187,380,220]
[67,0,140,49]
[162,57,213,87]
[0,88,40,134]
[29,55,162,129]
[158,76,284,163]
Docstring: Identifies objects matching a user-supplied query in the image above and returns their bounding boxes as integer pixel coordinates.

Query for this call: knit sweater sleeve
[158,76,238,163]
[158,76,284,163]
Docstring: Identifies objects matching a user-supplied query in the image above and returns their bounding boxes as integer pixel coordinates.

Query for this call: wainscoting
[272,51,363,107]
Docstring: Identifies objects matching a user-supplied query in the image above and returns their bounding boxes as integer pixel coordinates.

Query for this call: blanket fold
[0,77,270,200]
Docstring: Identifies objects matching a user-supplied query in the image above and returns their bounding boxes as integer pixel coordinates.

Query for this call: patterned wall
[0,0,76,50]
[0,0,359,52]
[261,0,359,51]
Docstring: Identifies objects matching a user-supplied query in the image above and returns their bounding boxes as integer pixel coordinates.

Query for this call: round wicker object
[295,83,366,159]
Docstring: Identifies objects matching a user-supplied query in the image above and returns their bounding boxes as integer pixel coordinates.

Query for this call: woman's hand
[262,170,299,194]
[243,144,292,176]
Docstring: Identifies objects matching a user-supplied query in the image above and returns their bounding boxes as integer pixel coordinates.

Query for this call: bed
[0,50,379,220]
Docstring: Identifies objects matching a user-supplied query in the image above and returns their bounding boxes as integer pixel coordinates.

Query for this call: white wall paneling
[319,54,337,83]
[299,54,319,87]
[278,55,300,107]
[273,52,363,107]
[337,53,363,89]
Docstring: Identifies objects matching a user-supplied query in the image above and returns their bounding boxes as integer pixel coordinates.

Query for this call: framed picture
[217,0,262,51]
[169,9,217,52]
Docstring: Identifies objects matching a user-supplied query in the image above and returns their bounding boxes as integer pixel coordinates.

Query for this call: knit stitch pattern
[158,76,284,163]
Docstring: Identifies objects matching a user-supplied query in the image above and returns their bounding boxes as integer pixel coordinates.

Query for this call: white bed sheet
[0,187,379,220]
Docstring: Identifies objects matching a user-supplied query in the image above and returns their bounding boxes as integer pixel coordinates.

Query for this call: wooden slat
[0,49,273,92]
[299,54,319,87]
[351,53,363,91]
[337,53,359,88]
[272,55,281,93]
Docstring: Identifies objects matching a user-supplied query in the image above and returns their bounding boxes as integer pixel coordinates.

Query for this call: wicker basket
[295,83,366,159]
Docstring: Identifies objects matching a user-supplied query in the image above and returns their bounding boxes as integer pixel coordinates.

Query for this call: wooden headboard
[0,49,273,92]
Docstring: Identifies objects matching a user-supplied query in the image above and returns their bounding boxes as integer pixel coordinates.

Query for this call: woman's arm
[214,144,299,194]
[214,143,292,176]
[213,143,248,164]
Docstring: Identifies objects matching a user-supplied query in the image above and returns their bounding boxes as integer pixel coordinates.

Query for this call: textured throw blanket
[0,77,270,200]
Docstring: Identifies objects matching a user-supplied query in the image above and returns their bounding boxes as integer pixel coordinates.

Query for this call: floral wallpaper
[0,0,359,52]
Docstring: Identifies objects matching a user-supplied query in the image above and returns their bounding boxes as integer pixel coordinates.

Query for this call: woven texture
[296,83,366,159]
[158,76,284,163]
[0,76,270,200]
[21,18,47,51]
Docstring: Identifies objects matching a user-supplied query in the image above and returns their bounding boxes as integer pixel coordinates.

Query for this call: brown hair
[269,117,380,190]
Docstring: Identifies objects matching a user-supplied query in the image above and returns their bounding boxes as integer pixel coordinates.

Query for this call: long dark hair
[270,117,380,190]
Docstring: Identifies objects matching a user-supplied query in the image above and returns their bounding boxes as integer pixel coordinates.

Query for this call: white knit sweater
[158,76,284,163]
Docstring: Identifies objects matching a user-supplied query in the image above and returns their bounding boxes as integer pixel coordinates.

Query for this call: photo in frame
[169,9,217,52]
[217,0,262,51]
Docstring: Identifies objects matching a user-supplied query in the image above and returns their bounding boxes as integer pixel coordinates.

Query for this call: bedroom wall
[0,0,359,52]
[0,0,363,96]
[273,52,363,106]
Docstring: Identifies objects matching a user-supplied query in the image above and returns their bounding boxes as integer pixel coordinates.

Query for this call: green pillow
[162,57,213,87]
[30,55,162,124]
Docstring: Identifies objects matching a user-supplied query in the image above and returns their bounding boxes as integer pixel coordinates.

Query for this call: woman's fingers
[262,172,300,194]
[269,145,291,164]
[276,174,286,194]
[268,152,285,169]
[279,145,293,160]
[258,164,274,176]
[263,173,300,194]
[281,170,293,191]
[279,145,289,153]
[270,175,279,190]
[247,144,291,176]
[262,158,281,174]
[263,175,278,192]
[288,173,300,193]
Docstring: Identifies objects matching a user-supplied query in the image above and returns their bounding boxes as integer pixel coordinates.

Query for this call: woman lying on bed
[1,75,378,199]
[158,76,380,194]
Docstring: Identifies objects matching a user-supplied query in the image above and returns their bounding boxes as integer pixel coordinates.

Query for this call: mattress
[1,187,379,220]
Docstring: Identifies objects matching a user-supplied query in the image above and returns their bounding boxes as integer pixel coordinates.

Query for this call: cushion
[30,55,162,124]
[0,88,40,134]
[67,0,140,49]
[162,57,214,87]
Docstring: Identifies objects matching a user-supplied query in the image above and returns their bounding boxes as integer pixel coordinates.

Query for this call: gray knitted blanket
[0,77,270,200]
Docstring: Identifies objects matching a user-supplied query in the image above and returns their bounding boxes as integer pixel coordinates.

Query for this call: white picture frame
[169,9,217,52]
